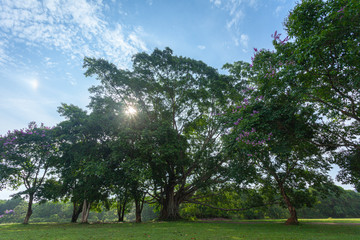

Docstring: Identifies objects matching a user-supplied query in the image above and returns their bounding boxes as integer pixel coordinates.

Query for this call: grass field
[0,220,359,240]
[229,218,360,224]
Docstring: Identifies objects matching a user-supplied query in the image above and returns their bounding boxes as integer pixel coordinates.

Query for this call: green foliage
[298,186,360,218]
[83,47,243,220]
[223,61,334,224]
[180,186,266,220]
[0,122,58,197]
[249,0,360,189]
[52,104,111,206]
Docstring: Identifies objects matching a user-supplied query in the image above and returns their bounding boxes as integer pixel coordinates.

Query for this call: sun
[125,106,137,115]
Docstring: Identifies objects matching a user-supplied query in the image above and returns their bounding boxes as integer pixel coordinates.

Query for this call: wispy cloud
[197,45,206,50]
[0,38,12,65]
[210,0,256,48]
[0,0,148,68]
[210,0,222,7]
[274,5,283,16]
[240,34,249,47]
[211,0,257,30]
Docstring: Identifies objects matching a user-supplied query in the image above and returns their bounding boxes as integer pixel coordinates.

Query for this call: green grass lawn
[230,218,360,224]
[0,220,359,240]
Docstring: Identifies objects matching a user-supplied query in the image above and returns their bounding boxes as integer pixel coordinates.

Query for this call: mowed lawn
[0,220,359,240]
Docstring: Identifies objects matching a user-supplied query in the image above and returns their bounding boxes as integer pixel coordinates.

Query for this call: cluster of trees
[0,198,158,224]
[0,0,359,225]
[1,185,359,224]
[180,186,360,220]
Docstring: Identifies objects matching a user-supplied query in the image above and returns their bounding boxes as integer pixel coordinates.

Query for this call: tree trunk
[135,203,141,223]
[23,193,34,224]
[71,201,83,223]
[117,200,127,222]
[81,199,91,223]
[135,198,144,223]
[279,185,299,225]
[158,188,181,221]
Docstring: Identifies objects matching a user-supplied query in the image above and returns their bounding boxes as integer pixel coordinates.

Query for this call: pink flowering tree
[221,63,335,225]
[0,122,58,224]
[223,0,360,225]
[250,0,360,192]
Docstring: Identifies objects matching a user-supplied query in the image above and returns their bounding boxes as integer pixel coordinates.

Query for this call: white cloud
[211,0,257,31]
[66,72,77,86]
[197,45,206,50]
[0,0,148,68]
[210,0,256,48]
[226,8,245,30]
[0,39,11,65]
[274,5,283,16]
[240,34,249,47]
[210,0,221,7]
[44,57,56,67]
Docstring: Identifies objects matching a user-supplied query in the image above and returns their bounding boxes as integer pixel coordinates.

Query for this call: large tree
[222,60,335,224]
[49,104,111,223]
[83,48,242,220]
[250,0,359,188]
[0,122,58,224]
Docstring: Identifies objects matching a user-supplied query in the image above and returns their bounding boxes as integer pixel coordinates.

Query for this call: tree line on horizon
[1,185,359,224]
[0,0,359,225]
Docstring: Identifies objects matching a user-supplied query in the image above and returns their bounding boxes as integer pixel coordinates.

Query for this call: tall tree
[222,61,335,224]
[83,48,242,220]
[0,122,58,224]
[52,104,111,223]
[250,0,359,188]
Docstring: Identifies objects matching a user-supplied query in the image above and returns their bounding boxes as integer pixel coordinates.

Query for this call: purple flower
[271,30,281,41]
[337,7,345,13]
[5,210,12,214]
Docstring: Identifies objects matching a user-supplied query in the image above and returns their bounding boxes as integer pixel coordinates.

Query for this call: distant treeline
[1,186,359,223]
[0,198,158,224]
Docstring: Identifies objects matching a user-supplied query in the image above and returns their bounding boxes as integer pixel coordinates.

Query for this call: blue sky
[0,0,352,199]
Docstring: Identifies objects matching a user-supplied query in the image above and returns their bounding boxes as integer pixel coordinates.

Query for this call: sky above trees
[0,0,297,134]
[0,0,352,199]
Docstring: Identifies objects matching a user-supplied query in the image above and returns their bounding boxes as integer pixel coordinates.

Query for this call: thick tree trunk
[81,199,91,223]
[135,197,144,223]
[135,202,142,223]
[23,194,34,224]
[71,201,83,223]
[158,188,181,221]
[279,185,299,225]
